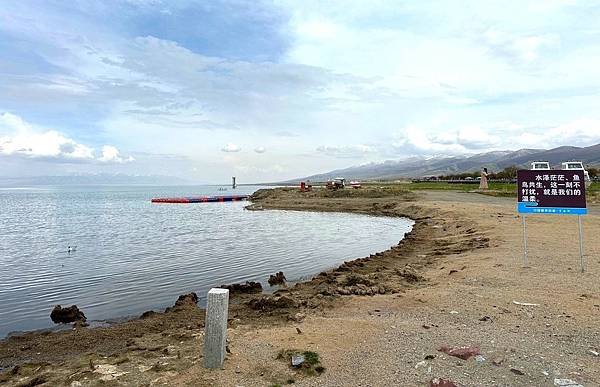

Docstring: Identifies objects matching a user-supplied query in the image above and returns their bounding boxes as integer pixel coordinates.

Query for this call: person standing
[479,167,489,189]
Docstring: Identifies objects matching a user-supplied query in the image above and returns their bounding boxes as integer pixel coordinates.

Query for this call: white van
[561,161,592,188]
[530,161,551,170]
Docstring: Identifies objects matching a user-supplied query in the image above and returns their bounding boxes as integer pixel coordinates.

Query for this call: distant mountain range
[0,174,192,186]
[295,143,600,182]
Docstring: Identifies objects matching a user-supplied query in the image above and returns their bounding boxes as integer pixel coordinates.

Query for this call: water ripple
[0,185,412,336]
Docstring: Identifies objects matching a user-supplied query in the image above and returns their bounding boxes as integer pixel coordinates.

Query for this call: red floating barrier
[151,195,249,204]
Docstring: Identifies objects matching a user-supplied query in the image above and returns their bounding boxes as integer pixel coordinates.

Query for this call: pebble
[415,360,427,369]
[554,379,584,387]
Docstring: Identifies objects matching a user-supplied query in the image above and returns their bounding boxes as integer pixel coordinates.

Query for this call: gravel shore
[1,187,598,386]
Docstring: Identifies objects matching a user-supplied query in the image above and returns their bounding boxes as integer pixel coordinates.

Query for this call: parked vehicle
[299,181,312,192]
[326,177,346,190]
[561,161,592,188]
[530,161,551,170]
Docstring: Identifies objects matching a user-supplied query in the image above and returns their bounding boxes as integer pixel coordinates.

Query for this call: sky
[1,0,600,183]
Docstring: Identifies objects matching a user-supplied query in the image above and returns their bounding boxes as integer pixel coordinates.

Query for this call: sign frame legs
[578,215,585,273]
[522,215,529,267]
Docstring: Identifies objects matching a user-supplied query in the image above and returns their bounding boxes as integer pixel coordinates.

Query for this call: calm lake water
[0,185,413,337]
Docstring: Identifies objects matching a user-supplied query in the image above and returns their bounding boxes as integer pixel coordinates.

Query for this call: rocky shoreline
[0,187,516,386]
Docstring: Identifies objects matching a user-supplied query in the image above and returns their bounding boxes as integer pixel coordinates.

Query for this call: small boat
[151,195,249,204]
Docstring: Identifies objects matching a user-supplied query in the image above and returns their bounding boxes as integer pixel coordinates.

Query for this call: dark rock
[479,316,492,322]
[510,368,525,375]
[268,271,287,286]
[50,305,86,324]
[221,281,263,294]
[140,310,158,319]
[343,273,374,287]
[165,292,199,312]
[174,292,198,307]
[438,345,481,360]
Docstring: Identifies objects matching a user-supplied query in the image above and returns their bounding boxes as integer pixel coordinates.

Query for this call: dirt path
[1,188,598,386]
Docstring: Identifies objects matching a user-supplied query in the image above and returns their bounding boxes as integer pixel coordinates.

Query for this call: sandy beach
[1,187,599,386]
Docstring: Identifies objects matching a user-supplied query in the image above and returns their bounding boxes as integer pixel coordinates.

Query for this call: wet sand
[1,187,599,386]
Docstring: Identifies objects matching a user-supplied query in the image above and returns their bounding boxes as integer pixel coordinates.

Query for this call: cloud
[254,146,266,154]
[0,112,131,163]
[392,118,600,156]
[0,130,95,161]
[544,119,600,147]
[482,29,560,64]
[221,143,241,153]
[1,1,600,182]
[393,125,503,155]
[316,144,376,158]
[98,145,135,163]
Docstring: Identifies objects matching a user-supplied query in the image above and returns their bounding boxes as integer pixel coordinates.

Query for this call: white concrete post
[203,288,229,369]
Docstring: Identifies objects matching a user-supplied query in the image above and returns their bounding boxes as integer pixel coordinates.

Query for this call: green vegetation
[407,180,599,202]
[276,349,326,376]
[303,351,320,366]
[310,185,414,199]
[269,177,599,203]
[407,181,515,192]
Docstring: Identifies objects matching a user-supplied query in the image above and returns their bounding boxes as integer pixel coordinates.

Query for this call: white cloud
[393,126,467,155]
[221,143,241,153]
[0,130,95,160]
[456,126,501,149]
[0,112,94,161]
[545,119,600,147]
[393,118,600,156]
[1,1,600,182]
[0,112,131,163]
[98,145,134,163]
[316,144,376,158]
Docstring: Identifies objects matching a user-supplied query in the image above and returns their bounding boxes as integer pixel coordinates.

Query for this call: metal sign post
[578,216,585,272]
[522,215,528,267]
[517,170,588,272]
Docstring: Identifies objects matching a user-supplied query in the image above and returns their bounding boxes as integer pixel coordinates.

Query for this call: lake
[0,185,413,337]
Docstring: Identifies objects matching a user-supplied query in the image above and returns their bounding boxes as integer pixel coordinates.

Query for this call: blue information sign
[517,170,587,215]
